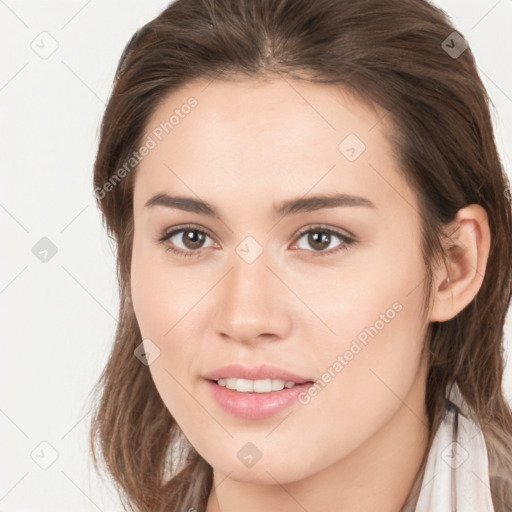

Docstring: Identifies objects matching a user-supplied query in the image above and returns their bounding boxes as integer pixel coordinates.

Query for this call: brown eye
[305,230,332,251]
[179,229,207,250]
[158,226,216,257]
[292,226,355,256]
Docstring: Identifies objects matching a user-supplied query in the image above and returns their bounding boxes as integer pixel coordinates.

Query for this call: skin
[130,76,490,512]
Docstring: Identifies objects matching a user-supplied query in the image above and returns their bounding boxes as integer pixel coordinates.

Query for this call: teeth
[216,378,297,392]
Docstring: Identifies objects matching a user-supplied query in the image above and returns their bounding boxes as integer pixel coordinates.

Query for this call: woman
[89,0,512,510]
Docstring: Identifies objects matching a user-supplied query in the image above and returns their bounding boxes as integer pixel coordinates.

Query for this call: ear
[429,204,491,322]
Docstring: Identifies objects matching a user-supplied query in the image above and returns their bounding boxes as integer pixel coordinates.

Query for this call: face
[130,76,430,484]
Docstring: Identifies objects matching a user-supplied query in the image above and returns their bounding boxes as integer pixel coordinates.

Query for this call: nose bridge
[212,241,291,342]
[230,246,271,304]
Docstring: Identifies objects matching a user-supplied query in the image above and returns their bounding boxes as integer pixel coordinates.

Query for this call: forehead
[133,77,419,220]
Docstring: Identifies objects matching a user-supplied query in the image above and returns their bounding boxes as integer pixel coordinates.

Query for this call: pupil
[309,231,330,251]
[184,230,204,249]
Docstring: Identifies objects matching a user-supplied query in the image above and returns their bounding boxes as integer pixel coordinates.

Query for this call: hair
[88,0,512,510]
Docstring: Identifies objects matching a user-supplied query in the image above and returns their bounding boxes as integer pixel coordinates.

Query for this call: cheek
[130,240,191,338]
[309,245,428,434]
[320,223,427,349]
[130,243,210,423]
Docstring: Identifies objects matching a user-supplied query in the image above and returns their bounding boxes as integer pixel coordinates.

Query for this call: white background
[1,0,511,510]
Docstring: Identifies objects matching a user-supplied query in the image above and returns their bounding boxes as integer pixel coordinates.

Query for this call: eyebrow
[144,192,376,221]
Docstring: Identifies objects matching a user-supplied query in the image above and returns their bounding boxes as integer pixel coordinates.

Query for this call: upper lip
[203,363,314,384]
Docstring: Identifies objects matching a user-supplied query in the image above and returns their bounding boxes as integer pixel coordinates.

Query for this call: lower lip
[204,380,313,420]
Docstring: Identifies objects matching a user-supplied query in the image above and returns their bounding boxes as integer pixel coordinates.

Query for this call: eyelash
[156,223,356,258]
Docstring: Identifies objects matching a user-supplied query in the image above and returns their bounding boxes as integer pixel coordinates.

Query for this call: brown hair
[88,0,512,510]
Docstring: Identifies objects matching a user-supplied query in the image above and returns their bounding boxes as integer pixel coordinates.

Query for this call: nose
[211,250,293,346]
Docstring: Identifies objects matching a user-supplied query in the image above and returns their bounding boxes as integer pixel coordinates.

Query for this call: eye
[291,225,356,256]
[157,224,356,259]
[157,224,216,258]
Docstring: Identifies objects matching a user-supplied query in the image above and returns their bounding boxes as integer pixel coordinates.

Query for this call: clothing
[402,383,495,511]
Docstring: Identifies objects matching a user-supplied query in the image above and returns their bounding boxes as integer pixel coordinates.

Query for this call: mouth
[203,363,315,388]
[204,378,316,420]
[207,377,315,393]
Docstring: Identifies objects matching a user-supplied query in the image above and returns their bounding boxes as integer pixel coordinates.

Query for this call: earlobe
[429,204,491,322]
